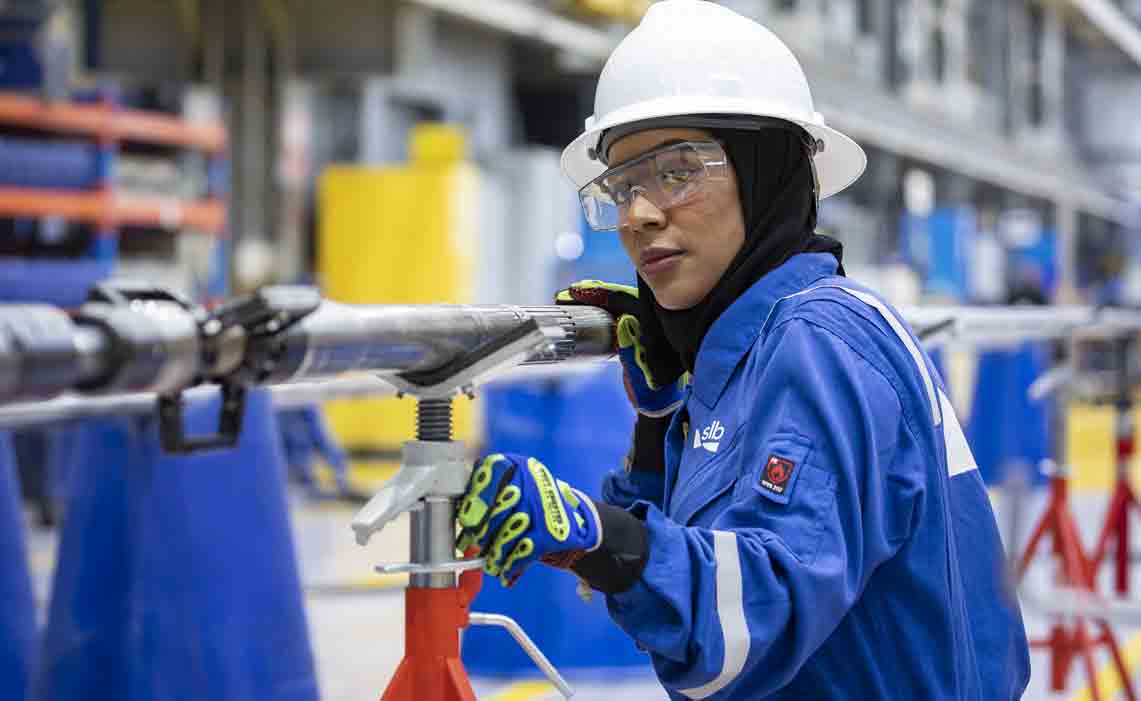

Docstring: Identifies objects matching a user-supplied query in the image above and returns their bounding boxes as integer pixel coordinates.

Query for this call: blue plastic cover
[967,345,1052,486]
[0,137,99,190]
[0,258,112,306]
[36,390,318,701]
[0,431,37,701]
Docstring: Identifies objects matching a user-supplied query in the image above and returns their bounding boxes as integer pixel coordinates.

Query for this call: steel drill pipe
[0,305,113,402]
[0,300,205,404]
[260,302,615,382]
[0,302,616,424]
[905,305,1141,348]
[7,297,1141,429]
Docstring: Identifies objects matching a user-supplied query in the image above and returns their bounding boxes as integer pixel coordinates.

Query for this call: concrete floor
[24,483,1141,700]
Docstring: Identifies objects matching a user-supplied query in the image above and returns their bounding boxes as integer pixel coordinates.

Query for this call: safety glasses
[578,140,730,231]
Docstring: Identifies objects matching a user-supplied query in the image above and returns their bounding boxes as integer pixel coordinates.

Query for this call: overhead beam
[1070,0,1141,67]
[405,0,615,60]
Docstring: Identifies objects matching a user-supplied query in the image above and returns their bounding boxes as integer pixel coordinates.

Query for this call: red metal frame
[1018,471,1136,700]
[382,568,482,701]
[1090,398,1140,596]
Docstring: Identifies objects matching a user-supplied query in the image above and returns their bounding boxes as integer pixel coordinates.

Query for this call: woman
[455,2,1030,698]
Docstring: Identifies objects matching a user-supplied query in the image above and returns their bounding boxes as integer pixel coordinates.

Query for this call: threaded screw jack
[416,398,453,441]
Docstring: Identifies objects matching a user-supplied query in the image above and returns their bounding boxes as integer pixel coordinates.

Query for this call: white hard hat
[561,0,866,200]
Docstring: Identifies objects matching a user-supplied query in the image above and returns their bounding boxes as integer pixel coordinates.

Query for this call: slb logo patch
[693,420,725,453]
[760,455,796,495]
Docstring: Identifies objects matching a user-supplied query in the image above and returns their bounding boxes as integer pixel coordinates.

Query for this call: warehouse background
[46,0,1141,301]
[10,0,1135,302]
[4,0,1141,699]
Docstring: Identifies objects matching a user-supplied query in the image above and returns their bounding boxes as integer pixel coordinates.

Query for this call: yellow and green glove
[556,281,686,417]
[457,453,603,587]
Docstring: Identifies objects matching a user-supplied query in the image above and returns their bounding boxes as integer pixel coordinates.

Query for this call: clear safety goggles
[578,140,730,231]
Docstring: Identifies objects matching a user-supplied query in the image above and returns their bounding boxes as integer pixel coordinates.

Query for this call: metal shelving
[0,90,230,304]
[0,187,226,232]
[0,94,226,152]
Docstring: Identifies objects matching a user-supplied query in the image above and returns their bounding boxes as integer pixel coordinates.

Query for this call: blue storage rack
[0,136,99,190]
[0,88,230,301]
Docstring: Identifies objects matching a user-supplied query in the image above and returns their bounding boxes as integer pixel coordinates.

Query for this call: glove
[456,453,603,586]
[556,280,685,417]
[457,452,652,593]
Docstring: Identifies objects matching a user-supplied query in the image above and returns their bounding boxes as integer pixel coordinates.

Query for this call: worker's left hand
[556,280,685,417]
[456,453,602,587]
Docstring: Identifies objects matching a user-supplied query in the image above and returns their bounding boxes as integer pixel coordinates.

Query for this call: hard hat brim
[561,110,866,201]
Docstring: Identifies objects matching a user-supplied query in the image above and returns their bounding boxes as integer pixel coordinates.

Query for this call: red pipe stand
[382,568,483,701]
[1017,468,1136,701]
[1090,397,1140,597]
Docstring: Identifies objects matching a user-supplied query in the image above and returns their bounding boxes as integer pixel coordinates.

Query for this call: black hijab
[606,120,844,384]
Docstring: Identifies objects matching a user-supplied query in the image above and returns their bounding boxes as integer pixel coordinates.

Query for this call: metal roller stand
[1017,346,1136,701]
[1089,336,1141,598]
[350,323,574,701]
[408,399,462,590]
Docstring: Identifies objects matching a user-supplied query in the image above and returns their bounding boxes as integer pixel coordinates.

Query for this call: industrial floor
[22,474,1141,700]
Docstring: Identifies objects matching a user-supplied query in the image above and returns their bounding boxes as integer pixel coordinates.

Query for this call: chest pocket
[734,431,837,565]
[669,426,747,527]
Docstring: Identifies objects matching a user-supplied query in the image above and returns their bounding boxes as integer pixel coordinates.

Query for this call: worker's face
[609,128,745,310]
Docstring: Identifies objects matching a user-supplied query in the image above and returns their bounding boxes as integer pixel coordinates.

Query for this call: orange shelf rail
[115,194,226,233]
[0,94,227,153]
[0,188,226,234]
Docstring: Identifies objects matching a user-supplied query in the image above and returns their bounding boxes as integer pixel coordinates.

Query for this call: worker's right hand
[556,280,684,417]
[456,453,603,587]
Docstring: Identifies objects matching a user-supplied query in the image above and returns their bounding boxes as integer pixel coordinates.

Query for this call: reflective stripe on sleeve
[680,530,750,699]
[835,288,941,427]
[938,388,978,477]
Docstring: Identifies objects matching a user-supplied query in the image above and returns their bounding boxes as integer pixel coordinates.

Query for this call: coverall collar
[690,251,839,407]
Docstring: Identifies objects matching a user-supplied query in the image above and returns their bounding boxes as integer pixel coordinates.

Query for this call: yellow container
[1067,403,1141,493]
[317,124,480,468]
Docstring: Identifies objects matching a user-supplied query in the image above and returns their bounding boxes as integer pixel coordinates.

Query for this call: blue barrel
[36,390,319,701]
[0,137,99,190]
[0,259,113,307]
[0,431,37,701]
[463,364,650,674]
[968,344,1052,486]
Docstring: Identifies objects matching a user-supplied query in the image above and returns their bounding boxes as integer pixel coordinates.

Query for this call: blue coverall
[602,252,1031,699]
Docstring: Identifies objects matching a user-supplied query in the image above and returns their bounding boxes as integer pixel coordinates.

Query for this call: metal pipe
[239,0,268,259]
[0,306,115,401]
[468,612,575,698]
[0,301,614,424]
[0,391,172,429]
[1019,583,1141,627]
[72,326,113,384]
[409,497,457,589]
[266,303,614,382]
[7,300,1141,428]
[0,362,609,430]
[903,305,1141,349]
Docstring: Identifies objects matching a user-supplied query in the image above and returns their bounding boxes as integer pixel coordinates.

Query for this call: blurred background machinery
[67,0,1141,304]
[3,0,1141,699]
